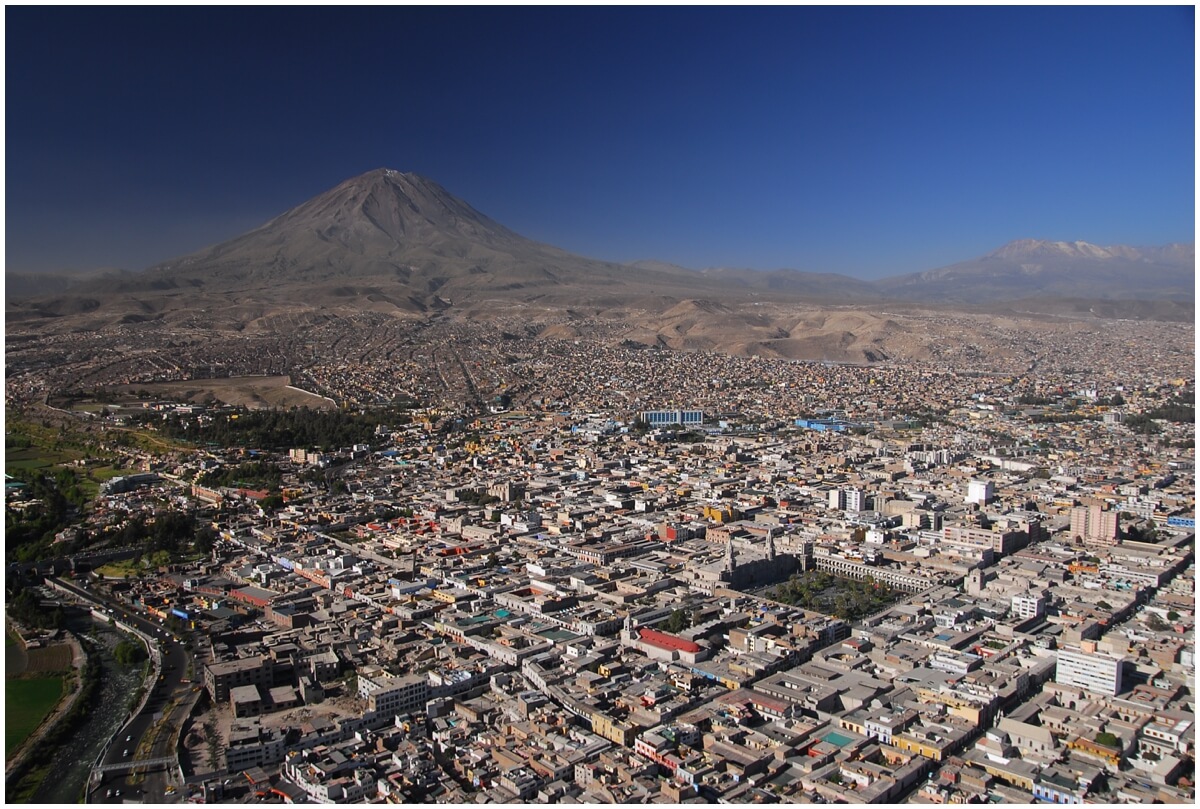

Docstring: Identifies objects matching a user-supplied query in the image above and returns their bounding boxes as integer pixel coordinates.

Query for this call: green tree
[114,639,148,667]
[195,526,218,554]
[662,609,691,633]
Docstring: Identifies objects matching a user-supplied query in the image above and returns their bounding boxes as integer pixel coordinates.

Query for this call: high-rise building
[1056,648,1124,695]
[967,480,994,505]
[845,488,865,513]
[1070,505,1118,544]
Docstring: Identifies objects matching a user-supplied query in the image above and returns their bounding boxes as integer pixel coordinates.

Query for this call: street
[46,576,202,804]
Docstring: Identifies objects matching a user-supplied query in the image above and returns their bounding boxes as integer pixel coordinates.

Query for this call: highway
[46,576,204,804]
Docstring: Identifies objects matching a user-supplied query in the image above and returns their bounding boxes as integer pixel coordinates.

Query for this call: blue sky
[6,6,1194,278]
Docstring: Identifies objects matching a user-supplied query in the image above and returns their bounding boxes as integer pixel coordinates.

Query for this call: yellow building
[1067,736,1122,768]
[702,505,738,523]
[590,712,638,747]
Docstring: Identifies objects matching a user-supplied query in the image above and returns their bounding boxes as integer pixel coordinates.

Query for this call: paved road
[46,577,201,804]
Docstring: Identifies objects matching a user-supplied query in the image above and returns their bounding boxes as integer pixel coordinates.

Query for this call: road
[46,576,203,804]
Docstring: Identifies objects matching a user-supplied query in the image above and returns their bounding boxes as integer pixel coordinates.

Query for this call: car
[125,735,132,742]
[115,789,122,797]
[123,749,129,757]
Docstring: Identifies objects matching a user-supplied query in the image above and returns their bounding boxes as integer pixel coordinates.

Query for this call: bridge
[94,756,177,776]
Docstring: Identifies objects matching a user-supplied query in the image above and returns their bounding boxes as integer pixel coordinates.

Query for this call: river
[30,610,147,804]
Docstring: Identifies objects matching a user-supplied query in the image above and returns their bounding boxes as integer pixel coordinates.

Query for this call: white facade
[845,488,865,513]
[967,479,994,505]
[1056,648,1124,696]
[1011,593,1045,621]
[366,674,430,718]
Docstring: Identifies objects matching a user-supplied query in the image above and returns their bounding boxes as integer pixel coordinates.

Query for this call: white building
[967,479,994,505]
[1011,592,1046,621]
[1056,648,1124,696]
[845,488,865,513]
[359,671,430,719]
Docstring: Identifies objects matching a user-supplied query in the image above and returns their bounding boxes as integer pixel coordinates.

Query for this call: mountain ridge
[878,238,1193,302]
[6,170,1193,329]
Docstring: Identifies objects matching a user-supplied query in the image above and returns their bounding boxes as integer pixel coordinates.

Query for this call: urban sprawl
[5,316,1196,804]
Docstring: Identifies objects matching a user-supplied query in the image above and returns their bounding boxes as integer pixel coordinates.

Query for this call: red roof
[638,627,700,653]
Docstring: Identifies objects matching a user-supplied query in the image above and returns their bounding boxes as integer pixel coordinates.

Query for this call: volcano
[95,168,715,310]
[7,171,1192,335]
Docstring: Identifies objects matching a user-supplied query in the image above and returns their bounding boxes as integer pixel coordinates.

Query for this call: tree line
[156,406,412,451]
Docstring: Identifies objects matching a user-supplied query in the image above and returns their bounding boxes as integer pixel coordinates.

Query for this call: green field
[4,446,82,472]
[95,560,143,579]
[6,677,64,755]
[88,466,128,482]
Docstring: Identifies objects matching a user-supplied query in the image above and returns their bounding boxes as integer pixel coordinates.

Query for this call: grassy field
[76,465,130,500]
[5,677,64,755]
[5,446,83,472]
[7,407,187,466]
[88,466,128,481]
[96,560,143,579]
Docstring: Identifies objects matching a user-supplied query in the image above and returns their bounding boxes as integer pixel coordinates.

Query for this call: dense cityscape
[6,5,1194,806]
[5,316,1194,804]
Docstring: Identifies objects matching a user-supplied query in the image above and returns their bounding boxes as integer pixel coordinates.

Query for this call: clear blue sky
[6,6,1194,278]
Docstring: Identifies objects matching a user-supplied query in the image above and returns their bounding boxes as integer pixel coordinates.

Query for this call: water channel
[30,608,147,804]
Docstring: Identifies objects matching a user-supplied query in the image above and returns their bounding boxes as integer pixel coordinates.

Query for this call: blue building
[795,418,850,432]
[640,410,704,427]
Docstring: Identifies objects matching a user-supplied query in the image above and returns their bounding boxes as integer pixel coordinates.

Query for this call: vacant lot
[115,375,336,410]
[6,677,64,755]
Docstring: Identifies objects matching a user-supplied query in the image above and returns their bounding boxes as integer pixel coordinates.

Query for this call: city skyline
[6,6,1194,279]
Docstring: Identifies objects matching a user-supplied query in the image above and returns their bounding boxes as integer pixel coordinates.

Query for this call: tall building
[967,480,995,505]
[1070,505,1118,544]
[845,488,865,513]
[1056,648,1125,696]
[1010,592,1046,621]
